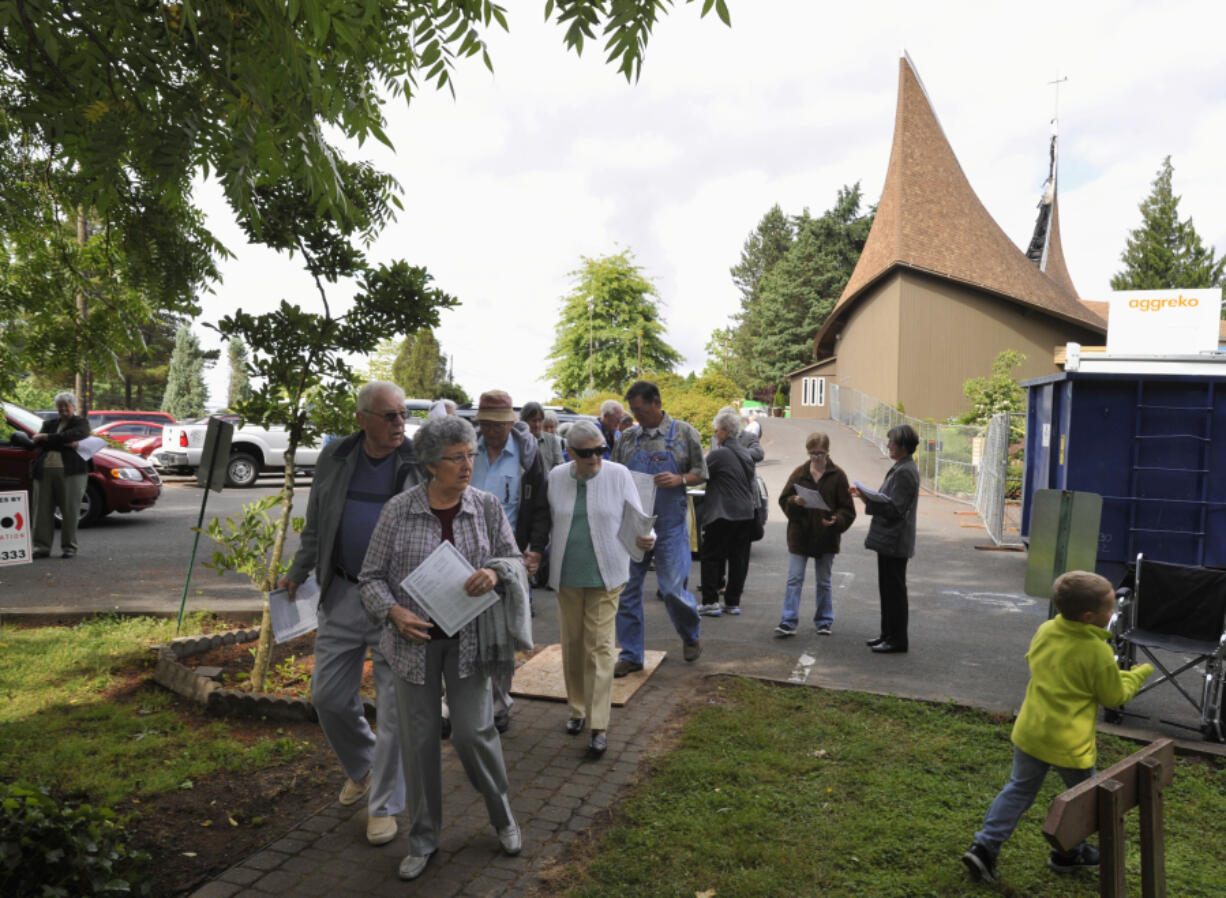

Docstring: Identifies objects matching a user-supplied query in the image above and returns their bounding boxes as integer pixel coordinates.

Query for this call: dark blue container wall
[1021,372,1226,575]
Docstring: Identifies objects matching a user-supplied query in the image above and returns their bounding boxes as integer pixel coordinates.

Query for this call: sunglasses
[365,409,409,424]
[571,445,606,459]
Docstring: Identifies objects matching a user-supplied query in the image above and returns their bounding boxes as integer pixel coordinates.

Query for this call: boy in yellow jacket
[962,571,1153,883]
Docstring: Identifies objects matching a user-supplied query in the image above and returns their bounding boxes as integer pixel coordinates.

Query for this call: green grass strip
[0,614,312,807]
[565,678,1226,898]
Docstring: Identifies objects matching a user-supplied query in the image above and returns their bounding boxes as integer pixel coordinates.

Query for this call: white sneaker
[698,603,723,617]
[498,820,523,856]
[366,815,397,845]
[338,772,371,806]
[398,852,432,880]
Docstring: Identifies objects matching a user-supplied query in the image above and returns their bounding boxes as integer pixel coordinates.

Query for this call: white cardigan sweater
[547,460,650,592]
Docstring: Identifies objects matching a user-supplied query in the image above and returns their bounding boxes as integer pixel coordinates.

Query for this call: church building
[789,54,1106,420]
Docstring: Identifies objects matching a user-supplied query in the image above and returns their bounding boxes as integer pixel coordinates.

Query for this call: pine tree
[725,205,795,391]
[743,185,873,394]
[1111,156,1225,292]
[162,324,208,419]
[391,328,443,397]
[545,250,681,397]
[226,337,251,409]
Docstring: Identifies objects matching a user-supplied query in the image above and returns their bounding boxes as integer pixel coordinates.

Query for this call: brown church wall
[828,274,903,404]
[895,270,1103,420]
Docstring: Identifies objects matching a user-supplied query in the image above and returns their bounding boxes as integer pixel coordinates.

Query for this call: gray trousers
[33,470,86,553]
[394,639,514,857]
[313,578,405,818]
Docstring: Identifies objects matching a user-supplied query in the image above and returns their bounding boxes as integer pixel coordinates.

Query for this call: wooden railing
[1042,738,1175,898]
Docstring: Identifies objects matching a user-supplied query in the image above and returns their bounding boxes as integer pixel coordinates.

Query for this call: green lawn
[562,678,1226,898]
[0,614,311,807]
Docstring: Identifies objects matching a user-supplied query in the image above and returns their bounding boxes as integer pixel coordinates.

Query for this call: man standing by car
[611,380,707,674]
[471,389,549,732]
[279,381,420,847]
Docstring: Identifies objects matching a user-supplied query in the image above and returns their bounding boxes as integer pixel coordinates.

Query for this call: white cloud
[195,0,1226,406]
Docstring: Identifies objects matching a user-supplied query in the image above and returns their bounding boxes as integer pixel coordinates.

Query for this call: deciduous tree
[226,337,251,410]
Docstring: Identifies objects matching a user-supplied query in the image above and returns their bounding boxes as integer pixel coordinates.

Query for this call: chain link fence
[973,413,1025,547]
[829,385,1024,546]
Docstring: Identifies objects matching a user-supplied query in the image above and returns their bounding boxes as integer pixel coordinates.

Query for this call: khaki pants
[556,584,623,731]
[33,470,87,554]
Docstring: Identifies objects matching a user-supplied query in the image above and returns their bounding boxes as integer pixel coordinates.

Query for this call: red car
[2,401,162,526]
[93,420,167,451]
[125,432,162,459]
[86,409,177,429]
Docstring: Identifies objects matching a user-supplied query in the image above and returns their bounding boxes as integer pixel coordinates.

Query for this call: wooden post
[1097,778,1126,898]
[1042,739,1174,898]
[1138,756,1167,898]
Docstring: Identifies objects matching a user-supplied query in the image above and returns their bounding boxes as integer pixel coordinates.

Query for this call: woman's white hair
[713,406,742,435]
[54,391,78,408]
[565,420,604,448]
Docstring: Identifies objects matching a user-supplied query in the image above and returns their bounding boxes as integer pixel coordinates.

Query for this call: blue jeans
[617,518,701,663]
[974,746,1093,857]
[780,553,834,630]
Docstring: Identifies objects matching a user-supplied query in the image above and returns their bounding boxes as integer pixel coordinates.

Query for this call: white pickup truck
[154,418,325,488]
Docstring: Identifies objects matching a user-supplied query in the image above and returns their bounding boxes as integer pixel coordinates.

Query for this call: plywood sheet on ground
[511,644,666,706]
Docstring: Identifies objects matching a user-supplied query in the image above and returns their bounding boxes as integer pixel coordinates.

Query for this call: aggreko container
[1020,370,1226,579]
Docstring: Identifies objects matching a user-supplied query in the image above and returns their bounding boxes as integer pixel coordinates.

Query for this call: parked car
[86,409,178,429]
[1,401,162,526]
[453,402,597,427]
[125,433,162,459]
[93,420,166,451]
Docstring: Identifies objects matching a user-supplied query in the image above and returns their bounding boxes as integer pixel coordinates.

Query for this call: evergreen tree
[545,250,681,397]
[726,205,795,390]
[226,337,251,410]
[744,185,873,394]
[1111,156,1225,293]
[392,328,443,397]
[162,324,208,419]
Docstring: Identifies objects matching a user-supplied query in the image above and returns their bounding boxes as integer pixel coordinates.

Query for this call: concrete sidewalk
[166,417,1220,896]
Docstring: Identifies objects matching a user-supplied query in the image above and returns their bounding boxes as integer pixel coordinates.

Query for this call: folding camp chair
[1108,553,1226,742]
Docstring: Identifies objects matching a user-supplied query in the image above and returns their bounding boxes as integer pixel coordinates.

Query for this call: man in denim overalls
[610,380,708,675]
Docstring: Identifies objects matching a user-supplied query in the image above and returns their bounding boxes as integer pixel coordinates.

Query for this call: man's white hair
[357,380,405,413]
[600,399,624,417]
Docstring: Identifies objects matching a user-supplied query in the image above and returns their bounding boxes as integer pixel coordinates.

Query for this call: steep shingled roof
[815,56,1105,355]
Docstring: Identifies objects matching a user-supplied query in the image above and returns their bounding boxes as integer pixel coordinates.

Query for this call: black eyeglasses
[365,409,409,424]
[571,445,606,459]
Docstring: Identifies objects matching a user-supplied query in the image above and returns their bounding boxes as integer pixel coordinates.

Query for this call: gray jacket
[698,438,757,528]
[287,431,422,599]
[707,430,764,463]
[863,457,919,558]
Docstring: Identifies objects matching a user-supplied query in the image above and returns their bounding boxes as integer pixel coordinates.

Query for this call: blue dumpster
[1020,370,1226,580]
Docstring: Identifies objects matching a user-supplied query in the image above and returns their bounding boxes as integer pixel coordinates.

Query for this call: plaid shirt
[358,482,521,684]
[611,411,708,481]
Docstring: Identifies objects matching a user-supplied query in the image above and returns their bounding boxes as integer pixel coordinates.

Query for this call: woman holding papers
[547,420,655,758]
[850,424,920,654]
[774,431,856,637]
[30,391,91,559]
[359,415,530,881]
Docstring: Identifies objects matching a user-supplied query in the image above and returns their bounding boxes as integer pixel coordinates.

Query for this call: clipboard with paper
[399,540,499,637]
[268,575,320,644]
[792,483,829,511]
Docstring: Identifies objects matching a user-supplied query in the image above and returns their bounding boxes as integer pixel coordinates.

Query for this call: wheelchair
[1105,553,1226,742]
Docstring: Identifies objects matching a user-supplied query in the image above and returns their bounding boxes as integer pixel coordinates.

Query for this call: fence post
[1138,757,1167,898]
[1098,778,1127,897]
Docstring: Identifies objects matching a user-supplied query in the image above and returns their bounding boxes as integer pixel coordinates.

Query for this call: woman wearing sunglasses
[546,420,655,757]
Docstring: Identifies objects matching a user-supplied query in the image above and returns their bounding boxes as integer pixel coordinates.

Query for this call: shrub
[0,783,150,897]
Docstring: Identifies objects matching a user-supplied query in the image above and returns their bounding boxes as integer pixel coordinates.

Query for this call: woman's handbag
[749,474,767,542]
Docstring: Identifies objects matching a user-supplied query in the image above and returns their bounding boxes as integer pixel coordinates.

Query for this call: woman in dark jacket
[697,407,758,616]
[851,424,920,654]
[773,431,855,637]
[31,391,91,558]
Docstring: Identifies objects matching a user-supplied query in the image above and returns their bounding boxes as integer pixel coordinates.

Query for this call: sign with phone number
[0,491,33,566]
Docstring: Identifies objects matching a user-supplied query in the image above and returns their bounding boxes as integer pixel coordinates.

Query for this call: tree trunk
[249,442,298,692]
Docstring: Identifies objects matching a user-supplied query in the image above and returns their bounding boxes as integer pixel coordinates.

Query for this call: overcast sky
[196,0,1226,407]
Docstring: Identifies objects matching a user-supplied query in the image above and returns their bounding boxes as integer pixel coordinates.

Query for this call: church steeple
[1025,130,1080,300]
[828,55,1102,333]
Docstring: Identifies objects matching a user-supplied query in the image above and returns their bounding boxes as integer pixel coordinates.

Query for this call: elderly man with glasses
[471,389,550,732]
[280,380,421,847]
